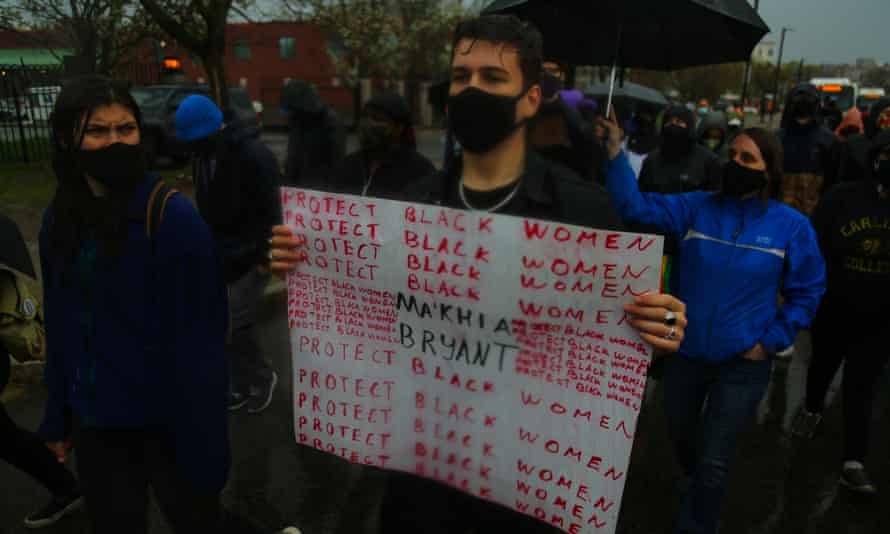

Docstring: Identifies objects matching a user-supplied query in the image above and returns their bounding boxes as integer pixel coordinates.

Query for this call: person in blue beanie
[38,75,298,534]
[176,94,282,414]
[600,112,826,534]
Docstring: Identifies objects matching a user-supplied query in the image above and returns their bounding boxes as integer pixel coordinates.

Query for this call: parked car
[129,85,259,165]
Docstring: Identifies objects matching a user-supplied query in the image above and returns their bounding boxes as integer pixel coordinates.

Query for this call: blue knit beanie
[175,94,223,141]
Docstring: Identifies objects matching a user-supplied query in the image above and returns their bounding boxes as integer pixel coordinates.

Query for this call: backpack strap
[145,180,179,247]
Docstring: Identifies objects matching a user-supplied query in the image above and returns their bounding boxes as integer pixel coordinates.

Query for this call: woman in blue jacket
[600,115,826,534]
[37,76,238,533]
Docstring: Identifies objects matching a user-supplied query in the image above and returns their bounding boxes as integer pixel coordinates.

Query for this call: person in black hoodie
[637,105,722,193]
[777,84,840,215]
[792,129,890,494]
[175,95,282,414]
[528,60,605,182]
[328,92,435,198]
[280,80,346,187]
[836,97,890,183]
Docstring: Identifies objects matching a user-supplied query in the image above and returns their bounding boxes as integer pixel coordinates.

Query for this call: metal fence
[0,64,62,164]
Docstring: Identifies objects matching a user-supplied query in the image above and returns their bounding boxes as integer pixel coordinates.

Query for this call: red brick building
[131,21,352,117]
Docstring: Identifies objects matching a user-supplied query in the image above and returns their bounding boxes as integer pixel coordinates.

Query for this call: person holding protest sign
[37,75,299,534]
[268,14,688,533]
[600,112,826,534]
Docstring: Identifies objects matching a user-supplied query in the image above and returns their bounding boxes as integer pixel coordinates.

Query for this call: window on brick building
[280,37,296,60]
[234,40,251,61]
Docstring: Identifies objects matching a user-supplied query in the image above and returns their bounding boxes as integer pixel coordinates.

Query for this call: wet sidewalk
[2,293,888,534]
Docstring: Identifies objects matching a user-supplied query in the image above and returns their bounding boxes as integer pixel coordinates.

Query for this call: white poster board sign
[283,188,663,534]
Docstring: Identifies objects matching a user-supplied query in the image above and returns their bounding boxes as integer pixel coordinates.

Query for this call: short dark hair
[739,127,784,200]
[451,15,543,88]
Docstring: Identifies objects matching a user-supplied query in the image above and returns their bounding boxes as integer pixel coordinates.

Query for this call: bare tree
[0,0,158,74]
[138,0,244,109]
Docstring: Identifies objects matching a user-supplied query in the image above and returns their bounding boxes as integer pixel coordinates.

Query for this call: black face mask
[723,160,768,197]
[78,142,146,189]
[448,87,526,154]
[874,158,890,187]
[792,98,818,119]
[662,124,691,156]
[359,121,395,154]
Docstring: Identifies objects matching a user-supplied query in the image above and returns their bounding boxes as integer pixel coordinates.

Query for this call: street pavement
[2,287,889,533]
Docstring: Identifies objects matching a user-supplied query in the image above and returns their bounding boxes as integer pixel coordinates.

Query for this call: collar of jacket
[437,150,556,207]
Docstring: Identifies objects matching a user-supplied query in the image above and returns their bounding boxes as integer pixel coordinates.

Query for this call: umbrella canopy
[482,0,769,70]
[586,81,668,107]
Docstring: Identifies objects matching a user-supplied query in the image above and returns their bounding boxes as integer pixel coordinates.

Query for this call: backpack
[0,265,45,363]
[145,180,179,247]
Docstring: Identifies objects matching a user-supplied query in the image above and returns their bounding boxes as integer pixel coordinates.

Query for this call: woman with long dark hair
[36,75,298,534]
[600,116,826,534]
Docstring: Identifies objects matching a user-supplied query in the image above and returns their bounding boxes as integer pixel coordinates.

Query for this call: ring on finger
[268,249,275,261]
[663,326,677,341]
[664,310,677,326]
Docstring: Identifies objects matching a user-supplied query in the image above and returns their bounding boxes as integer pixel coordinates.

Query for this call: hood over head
[697,111,729,149]
[281,80,324,115]
[662,105,696,139]
[781,83,822,129]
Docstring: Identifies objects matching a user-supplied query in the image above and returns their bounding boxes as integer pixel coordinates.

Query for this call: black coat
[327,147,435,199]
[637,145,722,194]
[193,120,282,282]
[283,109,346,187]
[406,151,624,231]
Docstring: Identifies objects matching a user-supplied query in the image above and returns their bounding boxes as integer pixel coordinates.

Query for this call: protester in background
[822,96,843,132]
[638,105,722,193]
[792,129,890,494]
[175,95,282,414]
[266,14,689,533]
[626,107,661,174]
[281,80,346,187]
[528,59,602,181]
[329,92,434,198]
[698,110,731,163]
[1,211,83,529]
[836,97,890,183]
[602,115,826,534]
[778,84,839,215]
[835,106,864,141]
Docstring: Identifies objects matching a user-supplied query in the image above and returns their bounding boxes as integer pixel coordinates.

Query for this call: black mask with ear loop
[448,85,532,154]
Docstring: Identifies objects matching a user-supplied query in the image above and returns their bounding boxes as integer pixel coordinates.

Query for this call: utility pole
[771,27,792,121]
[797,59,805,83]
[739,0,760,126]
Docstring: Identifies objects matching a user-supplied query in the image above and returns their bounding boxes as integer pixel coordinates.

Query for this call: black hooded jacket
[778,84,838,179]
[838,97,890,182]
[638,106,722,194]
[193,119,282,282]
[281,81,346,187]
[530,98,605,183]
[812,129,890,324]
[697,111,730,163]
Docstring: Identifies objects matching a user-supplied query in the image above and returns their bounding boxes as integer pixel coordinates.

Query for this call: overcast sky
[749,0,889,65]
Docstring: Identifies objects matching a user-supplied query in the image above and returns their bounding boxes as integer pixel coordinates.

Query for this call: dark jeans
[380,472,563,534]
[228,270,272,393]
[75,426,262,534]
[0,402,78,498]
[805,310,890,463]
[663,354,772,534]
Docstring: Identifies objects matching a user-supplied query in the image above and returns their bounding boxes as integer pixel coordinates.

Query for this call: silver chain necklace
[458,178,522,212]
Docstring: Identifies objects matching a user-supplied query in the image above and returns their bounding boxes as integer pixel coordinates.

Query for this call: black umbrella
[483,0,769,114]
[586,81,668,107]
